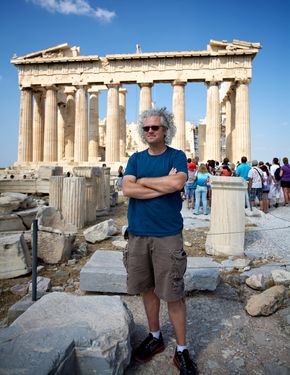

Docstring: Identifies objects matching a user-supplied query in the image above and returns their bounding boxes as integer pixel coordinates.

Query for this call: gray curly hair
[137,107,176,145]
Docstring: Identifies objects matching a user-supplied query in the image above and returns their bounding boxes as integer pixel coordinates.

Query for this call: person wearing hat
[248,160,264,209]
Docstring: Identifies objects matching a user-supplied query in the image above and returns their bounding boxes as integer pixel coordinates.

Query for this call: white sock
[177,345,187,352]
[150,330,160,339]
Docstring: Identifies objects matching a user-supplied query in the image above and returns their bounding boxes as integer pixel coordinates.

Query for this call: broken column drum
[62,177,85,229]
[205,176,247,256]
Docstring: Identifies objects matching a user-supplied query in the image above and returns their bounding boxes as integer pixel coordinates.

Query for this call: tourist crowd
[184,156,290,214]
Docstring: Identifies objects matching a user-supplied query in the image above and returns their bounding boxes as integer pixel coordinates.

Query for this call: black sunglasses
[142,125,164,132]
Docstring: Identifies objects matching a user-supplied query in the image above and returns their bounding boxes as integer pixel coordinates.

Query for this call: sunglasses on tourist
[142,125,164,132]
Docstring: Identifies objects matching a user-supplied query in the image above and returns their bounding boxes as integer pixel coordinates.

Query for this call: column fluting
[32,90,44,162]
[43,86,58,162]
[74,86,88,162]
[18,87,33,163]
[105,84,120,162]
[172,80,186,150]
[205,80,221,162]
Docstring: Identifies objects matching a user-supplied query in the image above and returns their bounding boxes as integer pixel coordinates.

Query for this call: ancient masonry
[11,39,261,166]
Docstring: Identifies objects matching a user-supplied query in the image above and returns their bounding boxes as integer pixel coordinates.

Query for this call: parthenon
[11,39,261,167]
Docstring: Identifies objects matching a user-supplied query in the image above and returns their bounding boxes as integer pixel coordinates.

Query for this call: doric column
[198,121,206,162]
[18,87,33,163]
[225,94,233,161]
[74,85,88,162]
[57,102,66,162]
[64,87,76,162]
[139,83,152,114]
[32,90,44,162]
[105,84,120,162]
[88,87,100,162]
[73,167,98,224]
[205,80,221,162]
[43,85,58,162]
[49,176,64,211]
[235,79,251,161]
[172,80,186,150]
[205,176,247,256]
[62,177,86,229]
[230,89,237,161]
[119,88,127,158]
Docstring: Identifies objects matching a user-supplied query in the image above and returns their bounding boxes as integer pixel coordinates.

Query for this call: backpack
[274,167,281,181]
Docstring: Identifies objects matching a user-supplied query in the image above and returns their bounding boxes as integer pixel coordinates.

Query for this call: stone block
[80,250,127,293]
[0,293,133,374]
[37,231,75,264]
[185,257,221,291]
[0,233,31,279]
[0,213,26,231]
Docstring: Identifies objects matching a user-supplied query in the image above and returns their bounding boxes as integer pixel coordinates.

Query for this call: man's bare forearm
[137,173,186,194]
[122,180,165,199]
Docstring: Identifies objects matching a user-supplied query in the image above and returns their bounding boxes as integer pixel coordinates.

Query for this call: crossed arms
[122,168,187,199]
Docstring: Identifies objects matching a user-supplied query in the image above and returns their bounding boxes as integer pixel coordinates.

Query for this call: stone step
[0,292,133,375]
[80,250,221,293]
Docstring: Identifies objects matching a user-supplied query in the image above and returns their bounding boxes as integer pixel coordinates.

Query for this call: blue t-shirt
[124,147,187,237]
[196,172,211,186]
[236,163,251,181]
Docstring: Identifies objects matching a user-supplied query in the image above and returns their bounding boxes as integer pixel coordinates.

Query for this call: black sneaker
[134,332,165,363]
[173,348,198,374]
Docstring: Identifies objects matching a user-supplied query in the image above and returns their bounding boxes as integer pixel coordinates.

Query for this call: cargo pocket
[169,248,187,292]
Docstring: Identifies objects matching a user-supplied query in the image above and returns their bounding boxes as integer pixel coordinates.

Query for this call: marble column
[49,176,64,211]
[88,87,99,162]
[235,79,251,161]
[205,80,221,162]
[43,86,58,162]
[73,167,98,224]
[18,87,33,163]
[205,176,247,256]
[230,89,237,162]
[62,177,86,229]
[64,87,76,162]
[32,90,44,162]
[139,83,152,114]
[198,121,206,162]
[105,84,120,162]
[57,102,66,162]
[119,88,127,158]
[225,95,233,161]
[172,80,186,150]
[74,85,88,162]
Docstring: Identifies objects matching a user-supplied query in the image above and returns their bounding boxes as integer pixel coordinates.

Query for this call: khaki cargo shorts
[123,233,187,302]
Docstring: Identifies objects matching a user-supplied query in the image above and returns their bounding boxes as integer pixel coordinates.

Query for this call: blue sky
[0,0,289,167]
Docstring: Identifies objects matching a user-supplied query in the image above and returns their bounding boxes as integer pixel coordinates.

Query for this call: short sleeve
[124,152,138,177]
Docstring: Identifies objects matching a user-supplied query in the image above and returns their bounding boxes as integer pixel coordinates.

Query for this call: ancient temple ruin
[11,39,261,166]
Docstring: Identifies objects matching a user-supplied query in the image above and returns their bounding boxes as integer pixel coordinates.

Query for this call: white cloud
[27,0,116,22]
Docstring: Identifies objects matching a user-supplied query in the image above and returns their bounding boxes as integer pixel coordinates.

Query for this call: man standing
[122,107,197,374]
[248,160,264,210]
[235,156,251,181]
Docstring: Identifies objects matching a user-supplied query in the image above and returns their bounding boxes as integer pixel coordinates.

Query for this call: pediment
[12,43,80,61]
[208,39,261,52]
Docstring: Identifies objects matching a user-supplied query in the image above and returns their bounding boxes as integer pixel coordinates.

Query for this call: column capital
[172,80,187,86]
[20,86,32,91]
[138,82,153,88]
[205,79,221,87]
[235,78,251,85]
[106,83,120,89]
[43,84,58,91]
[119,88,127,94]
[75,84,88,90]
[64,86,76,95]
